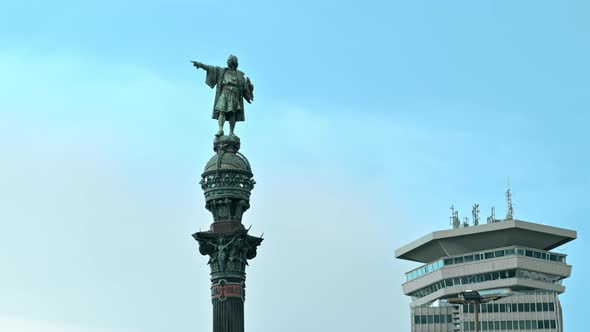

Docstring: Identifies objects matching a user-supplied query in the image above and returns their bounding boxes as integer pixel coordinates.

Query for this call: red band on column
[211,283,245,301]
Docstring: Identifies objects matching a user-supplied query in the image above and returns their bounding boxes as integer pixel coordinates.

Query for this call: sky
[1,0,589,331]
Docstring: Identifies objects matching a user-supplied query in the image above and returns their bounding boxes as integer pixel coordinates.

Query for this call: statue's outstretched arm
[191,61,211,71]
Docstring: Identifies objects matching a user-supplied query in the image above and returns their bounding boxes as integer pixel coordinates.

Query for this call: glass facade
[410,270,516,299]
[409,269,561,300]
[462,302,556,313]
[406,260,444,281]
[462,319,557,331]
[405,246,567,281]
[414,314,453,324]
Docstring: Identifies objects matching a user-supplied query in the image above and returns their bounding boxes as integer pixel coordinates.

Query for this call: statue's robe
[202,65,254,122]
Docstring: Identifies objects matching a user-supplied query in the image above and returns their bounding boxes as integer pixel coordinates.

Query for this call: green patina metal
[191,55,254,137]
[190,56,262,332]
[200,136,256,228]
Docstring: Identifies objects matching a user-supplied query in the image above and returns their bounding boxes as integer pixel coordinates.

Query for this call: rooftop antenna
[450,205,460,229]
[506,178,514,220]
[487,206,496,224]
[472,204,480,225]
[463,217,470,227]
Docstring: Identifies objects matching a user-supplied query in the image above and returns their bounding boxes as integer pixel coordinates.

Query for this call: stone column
[193,135,262,332]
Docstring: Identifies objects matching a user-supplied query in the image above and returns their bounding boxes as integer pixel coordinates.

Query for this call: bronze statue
[191,55,254,137]
[205,235,237,272]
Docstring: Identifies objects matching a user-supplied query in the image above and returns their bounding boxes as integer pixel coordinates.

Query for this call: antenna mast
[506,179,514,220]
[472,204,480,225]
[463,217,470,227]
[450,205,460,229]
[487,206,496,224]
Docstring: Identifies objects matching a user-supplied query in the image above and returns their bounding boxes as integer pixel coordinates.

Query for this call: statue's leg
[229,113,236,136]
[216,113,225,137]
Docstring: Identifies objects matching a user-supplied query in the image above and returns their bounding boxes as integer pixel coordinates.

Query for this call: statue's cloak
[203,66,254,122]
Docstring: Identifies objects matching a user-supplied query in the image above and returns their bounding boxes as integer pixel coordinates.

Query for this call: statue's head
[227,55,239,70]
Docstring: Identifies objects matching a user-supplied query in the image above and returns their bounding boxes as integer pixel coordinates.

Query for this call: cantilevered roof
[395,219,576,263]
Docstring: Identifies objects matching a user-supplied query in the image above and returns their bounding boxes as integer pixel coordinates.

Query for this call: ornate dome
[204,152,251,173]
[199,135,255,230]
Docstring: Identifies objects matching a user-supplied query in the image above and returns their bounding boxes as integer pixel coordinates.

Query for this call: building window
[406,247,565,281]
[408,270,556,299]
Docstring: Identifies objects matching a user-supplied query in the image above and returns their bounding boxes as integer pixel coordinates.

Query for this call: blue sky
[1,1,589,331]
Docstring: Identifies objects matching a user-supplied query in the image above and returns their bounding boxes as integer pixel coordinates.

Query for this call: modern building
[395,209,576,332]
